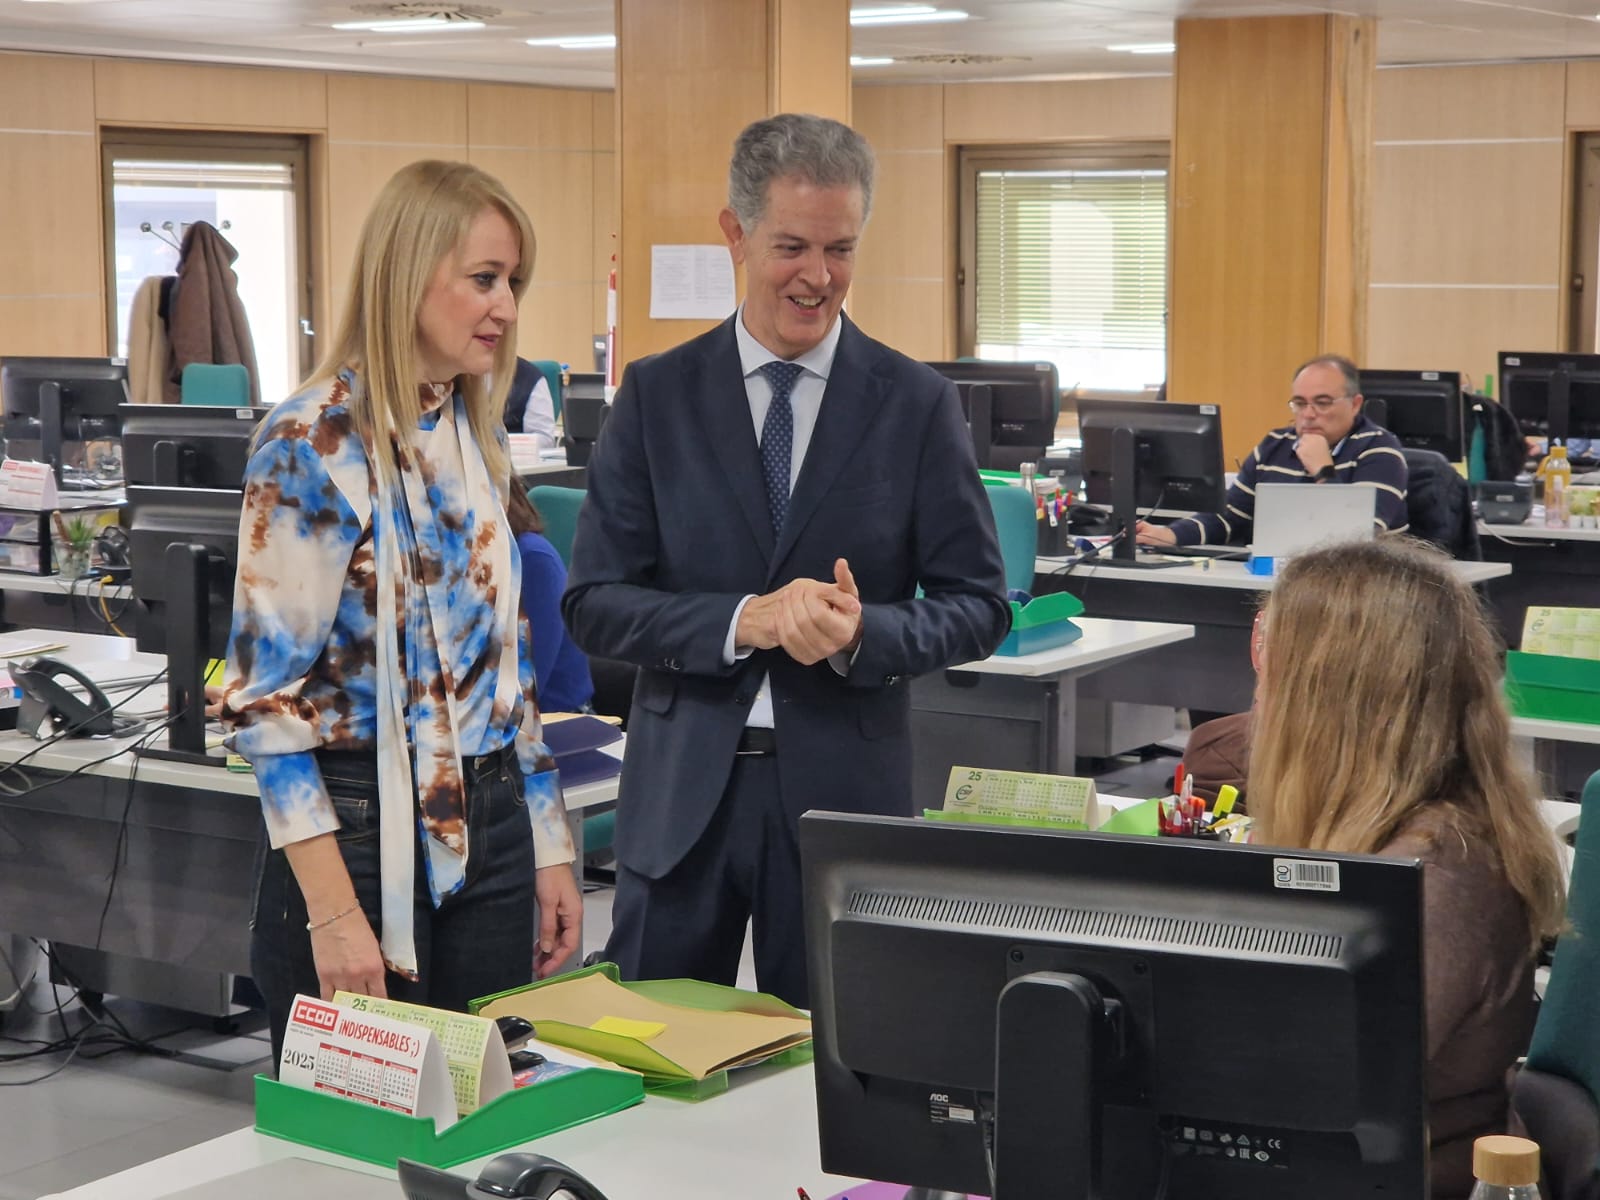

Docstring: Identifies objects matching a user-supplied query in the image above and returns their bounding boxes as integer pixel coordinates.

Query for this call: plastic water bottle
[1539,441,1571,528]
[1467,1134,1540,1199]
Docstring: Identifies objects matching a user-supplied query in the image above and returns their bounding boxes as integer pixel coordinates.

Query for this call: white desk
[1035,555,1512,590]
[1481,522,1600,544]
[910,617,1195,797]
[42,1061,846,1200]
[0,570,132,600]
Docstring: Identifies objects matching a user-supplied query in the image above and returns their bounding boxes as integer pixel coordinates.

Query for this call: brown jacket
[165,221,259,405]
[1382,811,1538,1200]
[1181,710,1251,810]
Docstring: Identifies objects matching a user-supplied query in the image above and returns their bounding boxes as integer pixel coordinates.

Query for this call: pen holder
[1036,518,1072,557]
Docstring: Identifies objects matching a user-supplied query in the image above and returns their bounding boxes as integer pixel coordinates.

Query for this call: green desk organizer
[1505,650,1600,725]
[471,962,814,1102]
[995,591,1084,656]
[253,1056,643,1168]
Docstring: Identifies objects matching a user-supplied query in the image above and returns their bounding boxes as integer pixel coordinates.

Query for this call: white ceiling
[0,0,1597,90]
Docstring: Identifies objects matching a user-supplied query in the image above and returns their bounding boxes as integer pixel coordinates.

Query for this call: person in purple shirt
[506,485,594,713]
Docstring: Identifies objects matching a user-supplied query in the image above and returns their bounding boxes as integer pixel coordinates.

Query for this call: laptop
[1252,482,1377,561]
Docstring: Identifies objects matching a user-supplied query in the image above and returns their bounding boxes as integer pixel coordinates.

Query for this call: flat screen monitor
[1500,351,1600,445]
[802,811,1427,1200]
[926,361,1060,472]
[1077,398,1226,563]
[563,378,609,467]
[1360,369,1464,461]
[0,356,129,483]
[119,403,268,488]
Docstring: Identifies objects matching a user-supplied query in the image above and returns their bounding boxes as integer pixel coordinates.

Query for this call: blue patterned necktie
[758,360,803,535]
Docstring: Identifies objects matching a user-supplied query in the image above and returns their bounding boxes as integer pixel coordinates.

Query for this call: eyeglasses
[1287,395,1351,414]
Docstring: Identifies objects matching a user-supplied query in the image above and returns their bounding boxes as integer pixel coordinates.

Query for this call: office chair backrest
[528,484,585,568]
[180,362,250,407]
[1402,447,1481,560]
[1516,769,1600,1200]
[984,482,1038,594]
[531,359,563,423]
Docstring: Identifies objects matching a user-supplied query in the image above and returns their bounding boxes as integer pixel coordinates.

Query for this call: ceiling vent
[349,2,502,20]
[895,52,1028,65]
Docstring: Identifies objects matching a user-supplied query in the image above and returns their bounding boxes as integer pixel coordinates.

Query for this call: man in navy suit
[563,113,1009,1006]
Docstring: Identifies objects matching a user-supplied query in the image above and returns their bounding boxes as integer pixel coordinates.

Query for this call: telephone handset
[9,657,145,739]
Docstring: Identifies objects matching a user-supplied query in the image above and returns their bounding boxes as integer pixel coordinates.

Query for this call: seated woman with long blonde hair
[1249,538,1565,1200]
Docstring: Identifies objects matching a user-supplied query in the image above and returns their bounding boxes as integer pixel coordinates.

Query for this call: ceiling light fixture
[1108,42,1175,54]
[850,8,968,26]
[525,34,616,49]
[850,56,895,66]
[333,17,484,31]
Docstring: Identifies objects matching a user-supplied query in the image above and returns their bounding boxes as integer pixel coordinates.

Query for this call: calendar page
[278,994,455,1127]
[1522,606,1600,661]
[940,766,1099,830]
[333,990,512,1115]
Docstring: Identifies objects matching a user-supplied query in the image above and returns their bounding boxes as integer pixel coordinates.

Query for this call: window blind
[974,167,1168,370]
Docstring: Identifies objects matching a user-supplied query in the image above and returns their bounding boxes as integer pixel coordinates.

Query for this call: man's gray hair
[727,113,876,229]
[1293,354,1361,397]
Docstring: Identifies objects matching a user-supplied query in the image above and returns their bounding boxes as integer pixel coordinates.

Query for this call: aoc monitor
[1499,351,1600,446]
[926,361,1060,472]
[0,356,129,483]
[119,403,268,489]
[802,811,1427,1200]
[1360,369,1464,461]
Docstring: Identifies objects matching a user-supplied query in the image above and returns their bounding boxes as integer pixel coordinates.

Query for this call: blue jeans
[251,745,537,1068]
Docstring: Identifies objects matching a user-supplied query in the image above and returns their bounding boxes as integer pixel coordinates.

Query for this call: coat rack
[139,219,232,252]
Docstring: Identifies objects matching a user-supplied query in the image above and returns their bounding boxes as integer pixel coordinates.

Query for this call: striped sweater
[1169,413,1409,546]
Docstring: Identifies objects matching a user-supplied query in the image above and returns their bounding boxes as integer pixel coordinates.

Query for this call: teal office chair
[180,362,250,407]
[985,481,1038,594]
[528,359,564,423]
[1514,768,1600,1200]
[527,484,585,568]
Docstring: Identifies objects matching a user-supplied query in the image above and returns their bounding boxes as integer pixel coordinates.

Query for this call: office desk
[1512,714,1600,801]
[1033,557,1511,714]
[42,1061,847,1200]
[0,569,133,635]
[1478,522,1600,650]
[0,630,619,1015]
[910,617,1194,799]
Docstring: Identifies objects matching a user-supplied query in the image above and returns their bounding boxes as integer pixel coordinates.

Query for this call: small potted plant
[51,513,97,579]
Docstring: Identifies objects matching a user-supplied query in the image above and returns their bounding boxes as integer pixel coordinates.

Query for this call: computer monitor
[0,356,129,484]
[119,403,269,488]
[1077,398,1226,564]
[1499,351,1600,446]
[563,376,609,467]
[1360,369,1464,461]
[926,361,1060,472]
[592,334,608,376]
[801,811,1427,1200]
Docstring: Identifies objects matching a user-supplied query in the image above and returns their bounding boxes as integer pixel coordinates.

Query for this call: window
[960,146,1169,397]
[103,133,312,406]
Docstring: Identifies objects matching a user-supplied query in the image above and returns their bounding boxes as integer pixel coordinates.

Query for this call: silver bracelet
[306,900,362,933]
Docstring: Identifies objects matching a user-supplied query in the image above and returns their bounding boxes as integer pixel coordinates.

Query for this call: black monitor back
[1078,397,1226,511]
[1,357,128,474]
[1361,369,1464,460]
[119,403,267,488]
[927,362,1060,472]
[1500,350,1600,443]
[802,812,1427,1200]
[126,485,241,657]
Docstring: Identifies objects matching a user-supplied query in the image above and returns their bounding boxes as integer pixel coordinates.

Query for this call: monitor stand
[140,542,228,768]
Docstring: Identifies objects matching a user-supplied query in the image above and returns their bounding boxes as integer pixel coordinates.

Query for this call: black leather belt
[735,727,778,756]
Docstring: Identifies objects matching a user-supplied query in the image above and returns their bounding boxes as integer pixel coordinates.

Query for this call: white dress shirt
[722,306,844,728]
[521,373,558,451]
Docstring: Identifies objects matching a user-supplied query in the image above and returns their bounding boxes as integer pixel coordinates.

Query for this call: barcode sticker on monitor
[1273,858,1341,893]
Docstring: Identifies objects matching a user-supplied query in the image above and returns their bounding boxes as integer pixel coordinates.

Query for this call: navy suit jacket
[562,314,1010,879]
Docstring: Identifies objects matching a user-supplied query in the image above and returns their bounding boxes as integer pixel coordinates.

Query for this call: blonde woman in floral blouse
[222,161,582,1063]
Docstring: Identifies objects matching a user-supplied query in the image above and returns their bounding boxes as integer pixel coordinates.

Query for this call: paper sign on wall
[649,245,736,320]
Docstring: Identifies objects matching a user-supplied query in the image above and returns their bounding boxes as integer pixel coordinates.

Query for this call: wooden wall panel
[773,0,850,121]
[1371,143,1563,284]
[854,84,943,150]
[470,149,594,285]
[859,151,944,283]
[943,77,1173,144]
[1367,288,1559,377]
[1375,61,1564,141]
[94,59,326,130]
[327,75,467,146]
[1320,18,1375,361]
[0,132,102,300]
[468,83,594,150]
[0,297,107,360]
[593,91,617,338]
[1568,62,1600,129]
[0,51,94,131]
[520,284,602,373]
[849,280,945,362]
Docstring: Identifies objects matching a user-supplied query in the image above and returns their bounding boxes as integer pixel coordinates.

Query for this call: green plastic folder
[1505,650,1600,725]
[471,963,814,1101]
[995,591,1085,656]
[253,1057,643,1169]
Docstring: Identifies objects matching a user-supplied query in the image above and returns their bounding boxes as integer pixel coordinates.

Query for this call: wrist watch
[1313,463,1337,483]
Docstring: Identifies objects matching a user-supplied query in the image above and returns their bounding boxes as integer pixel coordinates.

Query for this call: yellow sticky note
[590,1015,667,1042]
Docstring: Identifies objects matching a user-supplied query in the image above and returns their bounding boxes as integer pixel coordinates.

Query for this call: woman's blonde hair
[305,159,535,491]
[1250,537,1564,950]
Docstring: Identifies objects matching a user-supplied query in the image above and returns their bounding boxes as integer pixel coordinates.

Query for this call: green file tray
[471,962,813,1102]
[995,591,1084,657]
[253,1060,643,1169]
[1505,650,1600,724]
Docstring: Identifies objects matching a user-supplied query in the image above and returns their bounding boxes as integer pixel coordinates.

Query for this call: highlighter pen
[1214,785,1239,818]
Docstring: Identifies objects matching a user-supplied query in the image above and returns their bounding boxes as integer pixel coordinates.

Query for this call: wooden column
[1168,15,1374,466]
[614,0,850,366]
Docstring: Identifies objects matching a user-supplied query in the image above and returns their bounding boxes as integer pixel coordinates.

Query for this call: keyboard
[1138,544,1249,561]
